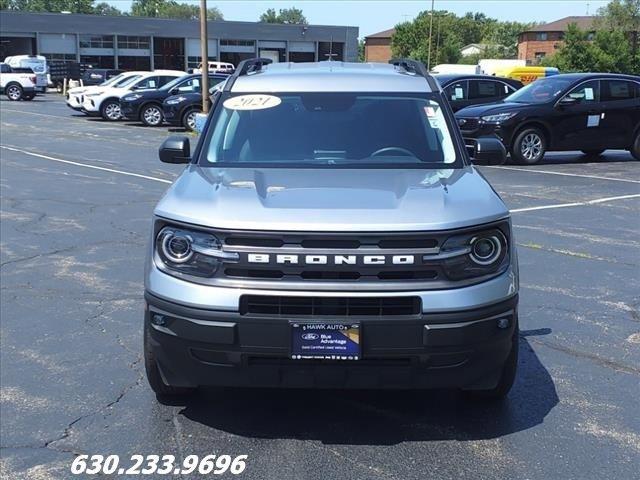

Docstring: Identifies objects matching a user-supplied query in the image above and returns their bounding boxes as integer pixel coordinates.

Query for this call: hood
[154,166,508,232]
[456,101,529,118]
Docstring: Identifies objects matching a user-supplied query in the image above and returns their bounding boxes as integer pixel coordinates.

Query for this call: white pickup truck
[0,63,37,101]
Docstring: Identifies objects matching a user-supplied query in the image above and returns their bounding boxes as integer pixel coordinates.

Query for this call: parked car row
[455,73,640,164]
[65,69,229,129]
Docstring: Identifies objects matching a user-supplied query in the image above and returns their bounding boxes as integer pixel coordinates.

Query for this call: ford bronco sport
[145,59,519,400]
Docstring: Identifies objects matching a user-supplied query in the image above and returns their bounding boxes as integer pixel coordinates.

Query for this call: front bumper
[82,98,100,112]
[459,122,516,155]
[145,254,519,389]
[146,292,517,389]
[120,102,141,120]
[162,105,181,125]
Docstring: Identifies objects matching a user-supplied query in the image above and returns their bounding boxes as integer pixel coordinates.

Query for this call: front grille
[220,231,443,284]
[240,295,421,317]
[458,117,479,132]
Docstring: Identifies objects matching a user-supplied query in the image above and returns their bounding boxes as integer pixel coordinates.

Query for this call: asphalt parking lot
[1,94,639,480]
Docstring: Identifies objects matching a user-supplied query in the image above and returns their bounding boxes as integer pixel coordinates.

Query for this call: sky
[104,0,611,37]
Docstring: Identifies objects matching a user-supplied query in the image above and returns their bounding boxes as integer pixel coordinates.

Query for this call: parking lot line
[485,165,640,184]
[0,108,169,135]
[511,194,640,213]
[0,145,172,184]
[3,144,639,213]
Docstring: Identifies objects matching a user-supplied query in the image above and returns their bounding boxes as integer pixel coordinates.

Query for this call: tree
[358,38,365,62]
[596,0,639,72]
[4,0,95,13]
[93,1,122,15]
[391,9,534,67]
[130,0,222,20]
[259,7,307,24]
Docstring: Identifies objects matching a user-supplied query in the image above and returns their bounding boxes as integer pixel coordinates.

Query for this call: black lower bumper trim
[144,292,518,389]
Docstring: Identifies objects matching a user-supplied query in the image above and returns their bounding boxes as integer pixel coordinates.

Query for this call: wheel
[141,104,164,127]
[631,133,640,161]
[511,127,546,165]
[182,108,200,131]
[101,99,121,121]
[144,323,196,398]
[5,84,23,101]
[22,94,35,101]
[581,149,605,158]
[465,321,519,400]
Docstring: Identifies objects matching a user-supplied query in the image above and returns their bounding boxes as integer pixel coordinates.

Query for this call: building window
[187,56,218,70]
[318,41,344,61]
[220,39,255,47]
[117,36,150,49]
[42,53,76,61]
[80,55,115,68]
[79,35,114,49]
[535,52,546,61]
[118,56,151,71]
[535,32,548,41]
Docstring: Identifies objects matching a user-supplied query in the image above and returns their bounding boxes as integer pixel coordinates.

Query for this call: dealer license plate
[290,322,360,360]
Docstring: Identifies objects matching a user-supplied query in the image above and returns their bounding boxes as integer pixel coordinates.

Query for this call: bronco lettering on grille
[246,254,416,265]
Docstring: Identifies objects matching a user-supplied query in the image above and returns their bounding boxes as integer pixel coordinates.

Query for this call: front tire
[141,104,164,127]
[182,108,200,131]
[631,133,640,161]
[511,127,546,165]
[144,323,196,398]
[101,99,121,121]
[6,84,23,101]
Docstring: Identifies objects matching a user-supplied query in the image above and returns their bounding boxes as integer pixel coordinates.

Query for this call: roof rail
[389,58,439,90]
[224,57,273,92]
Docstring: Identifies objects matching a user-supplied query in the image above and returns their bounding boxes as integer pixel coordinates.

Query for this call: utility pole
[435,14,441,67]
[200,0,209,113]
[426,0,435,70]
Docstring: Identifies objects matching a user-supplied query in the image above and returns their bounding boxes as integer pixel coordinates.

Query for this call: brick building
[364,28,395,62]
[518,16,595,65]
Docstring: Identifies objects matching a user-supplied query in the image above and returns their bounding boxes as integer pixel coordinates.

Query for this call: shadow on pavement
[172,335,558,445]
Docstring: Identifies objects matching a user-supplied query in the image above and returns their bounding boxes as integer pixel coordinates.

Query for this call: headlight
[165,96,187,105]
[439,227,509,280]
[481,112,517,123]
[84,92,100,98]
[155,226,238,278]
[123,94,142,102]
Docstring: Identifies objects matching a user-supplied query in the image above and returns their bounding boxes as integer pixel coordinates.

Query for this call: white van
[430,64,481,75]
[193,61,234,74]
[4,55,48,92]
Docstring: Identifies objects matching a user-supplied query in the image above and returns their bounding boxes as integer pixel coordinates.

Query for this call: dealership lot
[1,95,639,479]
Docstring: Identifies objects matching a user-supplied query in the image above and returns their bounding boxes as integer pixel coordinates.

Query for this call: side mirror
[169,87,178,95]
[159,136,191,164]
[558,96,579,106]
[471,137,507,165]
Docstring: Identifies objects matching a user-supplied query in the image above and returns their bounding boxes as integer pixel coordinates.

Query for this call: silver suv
[145,59,519,399]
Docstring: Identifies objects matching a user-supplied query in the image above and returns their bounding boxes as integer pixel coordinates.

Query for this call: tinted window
[469,80,499,99]
[601,80,638,102]
[135,76,159,89]
[203,93,459,167]
[506,77,575,104]
[566,80,600,102]
[445,81,467,101]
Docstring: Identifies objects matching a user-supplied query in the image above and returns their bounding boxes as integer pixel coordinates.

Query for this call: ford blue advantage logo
[302,333,319,340]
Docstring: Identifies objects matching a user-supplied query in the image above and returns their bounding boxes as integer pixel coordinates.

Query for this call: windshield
[115,75,142,88]
[160,76,187,91]
[201,92,460,168]
[505,77,574,104]
[101,73,125,87]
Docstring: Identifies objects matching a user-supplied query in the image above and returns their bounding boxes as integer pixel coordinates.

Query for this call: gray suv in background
[145,59,519,400]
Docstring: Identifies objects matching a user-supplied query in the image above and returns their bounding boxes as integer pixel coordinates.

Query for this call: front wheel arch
[509,121,551,153]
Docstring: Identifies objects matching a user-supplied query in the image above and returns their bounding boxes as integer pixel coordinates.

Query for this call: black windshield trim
[195,91,466,169]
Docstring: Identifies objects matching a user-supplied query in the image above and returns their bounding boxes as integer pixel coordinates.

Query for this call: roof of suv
[230,61,436,93]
